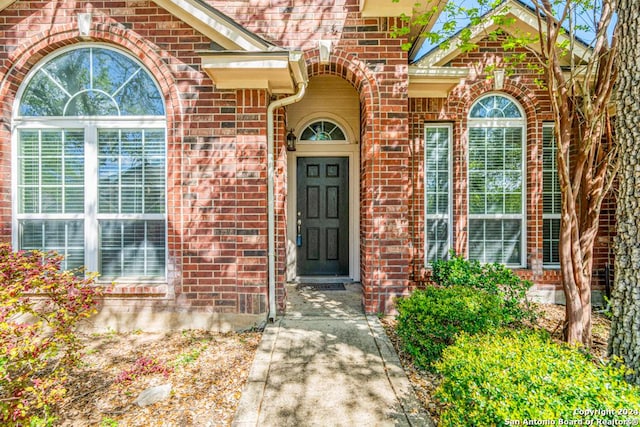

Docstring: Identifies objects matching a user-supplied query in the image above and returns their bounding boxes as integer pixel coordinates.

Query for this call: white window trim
[12,119,168,281]
[295,114,353,145]
[467,93,527,268]
[424,123,453,267]
[542,122,561,269]
[11,44,168,282]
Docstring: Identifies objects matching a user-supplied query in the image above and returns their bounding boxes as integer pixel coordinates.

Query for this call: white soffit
[152,0,270,51]
[408,66,470,97]
[359,0,415,17]
[199,51,308,94]
[0,0,16,12]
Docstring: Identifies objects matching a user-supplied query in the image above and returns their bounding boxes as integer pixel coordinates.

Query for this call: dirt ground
[58,329,261,427]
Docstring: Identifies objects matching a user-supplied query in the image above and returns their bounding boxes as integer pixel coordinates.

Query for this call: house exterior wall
[0,0,414,324]
[0,1,616,328]
[408,36,615,304]
[0,1,274,327]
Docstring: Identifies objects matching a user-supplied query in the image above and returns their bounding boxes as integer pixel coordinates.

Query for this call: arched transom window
[300,120,347,141]
[467,94,525,266]
[14,46,167,280]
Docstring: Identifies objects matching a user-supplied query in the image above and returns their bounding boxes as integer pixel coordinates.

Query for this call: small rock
[135,383,172,407]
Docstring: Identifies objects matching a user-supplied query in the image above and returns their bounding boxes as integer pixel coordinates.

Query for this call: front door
[296,157,349,275]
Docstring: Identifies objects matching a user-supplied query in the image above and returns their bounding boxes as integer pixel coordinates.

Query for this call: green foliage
[0,244,100,425]
[395,286,509,369]
[100,417,119,427]
[436,329,640,426]
[431,252,534,322]
[173,345,208,367]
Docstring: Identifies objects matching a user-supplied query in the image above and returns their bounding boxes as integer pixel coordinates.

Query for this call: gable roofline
[151,0,275,51]
[0,0,275,52]
[407,0,449,62]
[414,0,591,67]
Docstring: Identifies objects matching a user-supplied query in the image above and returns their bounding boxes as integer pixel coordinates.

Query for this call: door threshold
[290,276,356,284]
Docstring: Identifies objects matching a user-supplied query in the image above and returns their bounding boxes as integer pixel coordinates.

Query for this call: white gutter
[267,81,307,322]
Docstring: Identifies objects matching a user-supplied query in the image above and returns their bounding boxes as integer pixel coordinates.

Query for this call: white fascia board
[152,0,268,51]
[416,0,590,67]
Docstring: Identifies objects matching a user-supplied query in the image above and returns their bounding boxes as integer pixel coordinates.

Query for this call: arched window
[300,120,347,141]
[467,94,525,266]
[14,46,166,280]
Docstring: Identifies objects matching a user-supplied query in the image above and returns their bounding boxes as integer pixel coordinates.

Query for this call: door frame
[286,144,360,282]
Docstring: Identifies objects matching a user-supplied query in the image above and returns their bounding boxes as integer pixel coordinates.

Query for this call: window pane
[19,47,164,117]
[543,218,561,265]
[98,129,165,214]
[426,219,449,265]
[18,129,84,214]
[469,127,523,215]
[469,95,522,119]
[300,121,346,141]
[99,220,166,279]
[469,219,521,264]
[20,220,85,270]
[468,97,524,266]
[543,125,561,265]
[424,126,451,265]
[65,90,119,116]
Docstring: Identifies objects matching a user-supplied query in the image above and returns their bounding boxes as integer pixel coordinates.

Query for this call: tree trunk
[609,0,640,385]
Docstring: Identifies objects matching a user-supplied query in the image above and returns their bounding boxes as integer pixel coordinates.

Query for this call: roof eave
[408,66,470,97]
[198,50,308,94]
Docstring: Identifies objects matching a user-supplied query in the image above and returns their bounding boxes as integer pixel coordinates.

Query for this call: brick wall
[408,35,615,299]
[0,0,414,316]
[0,0,274,315]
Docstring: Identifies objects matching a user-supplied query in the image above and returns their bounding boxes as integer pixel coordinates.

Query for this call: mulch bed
[57,329,261,426]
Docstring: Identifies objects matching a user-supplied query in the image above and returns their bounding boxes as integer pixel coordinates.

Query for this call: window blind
[543,124,561,265]
[424,125,451,265]
[468,126,524,265]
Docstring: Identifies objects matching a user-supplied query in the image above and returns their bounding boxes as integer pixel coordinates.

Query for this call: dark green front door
[296,157,349,276]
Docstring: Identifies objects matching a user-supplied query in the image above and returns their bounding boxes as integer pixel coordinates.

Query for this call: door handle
[296,212,302,247]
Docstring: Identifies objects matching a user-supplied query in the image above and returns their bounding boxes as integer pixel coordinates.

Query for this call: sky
[414,0,613,60]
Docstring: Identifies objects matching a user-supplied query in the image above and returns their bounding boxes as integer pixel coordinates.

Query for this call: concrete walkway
[232,283,434,427]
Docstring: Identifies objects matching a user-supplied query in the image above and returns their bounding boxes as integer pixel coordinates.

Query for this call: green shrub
[435,328,640,426]
[0,244,100,425]
[431,252,534,321]
[395,286,508,368]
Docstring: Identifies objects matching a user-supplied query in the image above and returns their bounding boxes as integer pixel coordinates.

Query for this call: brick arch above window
[1,25,180,127]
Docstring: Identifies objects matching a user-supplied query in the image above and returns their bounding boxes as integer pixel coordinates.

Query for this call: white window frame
[424,123,453,266]
[467,93,527,267]
[12,44,167,282]
[542,122,561,268]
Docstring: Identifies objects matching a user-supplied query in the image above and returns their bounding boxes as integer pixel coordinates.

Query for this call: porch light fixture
[286,129,297,151]
[494,69,505,90]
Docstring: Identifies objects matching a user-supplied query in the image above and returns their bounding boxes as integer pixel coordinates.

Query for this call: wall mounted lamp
[286,129,297,151]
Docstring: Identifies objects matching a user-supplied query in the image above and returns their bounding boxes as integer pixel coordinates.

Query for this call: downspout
[267,81,307,322]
